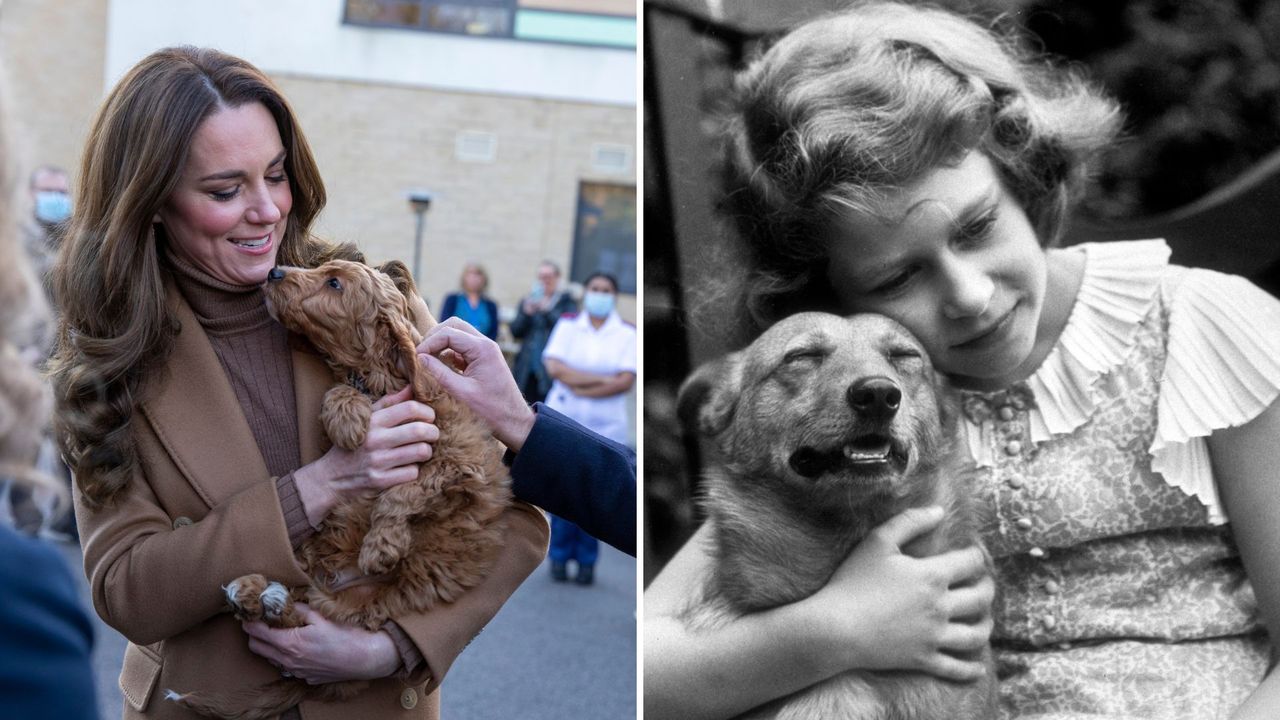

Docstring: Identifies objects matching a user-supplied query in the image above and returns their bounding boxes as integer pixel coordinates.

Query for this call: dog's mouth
[788,433,906,479]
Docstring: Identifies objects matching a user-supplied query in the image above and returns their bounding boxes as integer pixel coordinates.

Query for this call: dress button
[1007,477,1025,489]
[172,516,193,529]
[1044,579,1061,594]
[1057,641,1072,650]
[400,688,419,709]
[1004,440,1023,456]
[1028,546,1047,559]
[1015,517,1033,530]
[1041,615,1057,630]
[998,406,1015,421]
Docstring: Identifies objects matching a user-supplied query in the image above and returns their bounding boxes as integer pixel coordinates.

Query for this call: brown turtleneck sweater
[167,251,425,684]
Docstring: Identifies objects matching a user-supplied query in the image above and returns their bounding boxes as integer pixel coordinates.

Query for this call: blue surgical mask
[583,291,615,318]
[34,191,71,224]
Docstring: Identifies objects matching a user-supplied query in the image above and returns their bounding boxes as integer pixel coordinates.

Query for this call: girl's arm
[644,508,994,720]
[1210,399,1280,720]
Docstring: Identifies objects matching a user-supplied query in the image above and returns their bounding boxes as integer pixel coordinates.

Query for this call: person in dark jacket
[438,262,499,341]
[509,260,576,403]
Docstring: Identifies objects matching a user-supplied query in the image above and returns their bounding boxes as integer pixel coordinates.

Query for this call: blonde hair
[48,46,359,508]
[721,1,1121,326]
[460,262,489,293]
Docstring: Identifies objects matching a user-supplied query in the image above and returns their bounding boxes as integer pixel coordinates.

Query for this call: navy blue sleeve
[0,524,98,719]
[508,404,636,556]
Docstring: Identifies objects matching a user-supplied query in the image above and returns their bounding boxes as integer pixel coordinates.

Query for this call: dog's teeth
[844,443,891,463]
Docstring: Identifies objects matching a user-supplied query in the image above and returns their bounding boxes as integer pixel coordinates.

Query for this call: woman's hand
[802,506,993,681]
[294,384,439,525]
[242,604,401,684]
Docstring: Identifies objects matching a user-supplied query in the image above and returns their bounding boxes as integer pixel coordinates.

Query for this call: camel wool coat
[73,282,549,719]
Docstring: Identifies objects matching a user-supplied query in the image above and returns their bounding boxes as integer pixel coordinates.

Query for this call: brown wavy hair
[719,1,1122,329]
[48,46,359,508]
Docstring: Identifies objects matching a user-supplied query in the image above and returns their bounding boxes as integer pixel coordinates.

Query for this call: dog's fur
[169,260,512,719]
[676,312,993,720]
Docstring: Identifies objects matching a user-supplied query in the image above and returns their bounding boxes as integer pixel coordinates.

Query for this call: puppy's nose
[267,267,286,282]
[847,377,901,419]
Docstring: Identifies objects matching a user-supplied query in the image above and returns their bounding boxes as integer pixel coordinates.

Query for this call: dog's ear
[676,355,743,437]
[377,260,437,333]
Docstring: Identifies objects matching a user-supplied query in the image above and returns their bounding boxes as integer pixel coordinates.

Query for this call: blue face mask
[583,291,615,318]
[34,191,71,224]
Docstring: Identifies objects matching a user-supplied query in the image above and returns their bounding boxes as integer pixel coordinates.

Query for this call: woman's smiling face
[824,151,1049,389]
[157,101,292,286]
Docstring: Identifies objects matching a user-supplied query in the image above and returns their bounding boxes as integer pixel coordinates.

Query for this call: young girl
[644,3,1280,719]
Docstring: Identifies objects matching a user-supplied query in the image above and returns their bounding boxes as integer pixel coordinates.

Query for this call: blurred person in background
[541,271,635,585]
[23,164,71,288]
[0,81,99,720]
[47,45,546,719]
[510,260,576,404]
[4,163,78,542]
[439,261,499,340]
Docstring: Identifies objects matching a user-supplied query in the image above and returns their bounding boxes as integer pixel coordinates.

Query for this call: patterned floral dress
[954,240,1280,719]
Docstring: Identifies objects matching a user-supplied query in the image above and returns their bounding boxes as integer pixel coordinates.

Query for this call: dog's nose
[267,267,286,282]
[847,377,901,419]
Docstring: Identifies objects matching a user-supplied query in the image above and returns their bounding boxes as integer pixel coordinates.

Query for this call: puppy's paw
[358,537,402,575]
[322,385,372,451]
[224,574,270,621]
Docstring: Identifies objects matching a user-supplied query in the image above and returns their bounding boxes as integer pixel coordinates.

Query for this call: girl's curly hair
[719,1,1122,329]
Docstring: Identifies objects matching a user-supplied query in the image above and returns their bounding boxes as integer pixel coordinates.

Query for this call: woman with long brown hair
[48,46,547,719]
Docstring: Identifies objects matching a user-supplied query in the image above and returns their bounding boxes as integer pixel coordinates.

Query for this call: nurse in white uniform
[541,272,637,584]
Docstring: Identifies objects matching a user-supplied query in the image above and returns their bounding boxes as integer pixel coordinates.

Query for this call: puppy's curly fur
[170,260,511,719]
[677,312,994,720]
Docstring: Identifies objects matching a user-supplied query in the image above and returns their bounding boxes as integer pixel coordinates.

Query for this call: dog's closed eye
[783,347,826,364]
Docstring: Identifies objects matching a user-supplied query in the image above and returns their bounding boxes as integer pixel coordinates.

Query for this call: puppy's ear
[376,259,418,298]
[676,355,743,437]
[377,260,436,333]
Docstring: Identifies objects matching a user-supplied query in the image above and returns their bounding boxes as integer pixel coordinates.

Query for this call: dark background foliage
[1024,0,1280,219]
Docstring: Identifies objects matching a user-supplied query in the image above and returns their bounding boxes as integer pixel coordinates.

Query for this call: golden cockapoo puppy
[169,260,511,719]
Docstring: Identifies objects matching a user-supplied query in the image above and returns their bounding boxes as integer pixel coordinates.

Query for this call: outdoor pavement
[55,533,637,720]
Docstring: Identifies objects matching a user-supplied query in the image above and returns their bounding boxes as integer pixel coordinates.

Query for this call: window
[344,0,635,48]
[570,182,636,295]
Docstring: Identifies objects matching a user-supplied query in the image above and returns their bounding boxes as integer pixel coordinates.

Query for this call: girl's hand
[242,604,401,684]
[802,506,993,681]
[295,384,439,524]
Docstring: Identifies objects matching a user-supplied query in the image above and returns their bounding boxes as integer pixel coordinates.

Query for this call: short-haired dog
[677,312,994,720]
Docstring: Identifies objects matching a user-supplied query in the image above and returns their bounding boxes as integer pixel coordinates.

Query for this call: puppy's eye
[783,348,824,364]
[326,277,342,291]
[889,348,921,360]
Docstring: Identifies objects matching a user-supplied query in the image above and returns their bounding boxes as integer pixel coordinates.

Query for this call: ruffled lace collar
[958,239,1171,466]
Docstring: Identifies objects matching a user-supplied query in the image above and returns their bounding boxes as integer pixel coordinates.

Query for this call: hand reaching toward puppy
[294,384,440,526]
[416,317,536,452]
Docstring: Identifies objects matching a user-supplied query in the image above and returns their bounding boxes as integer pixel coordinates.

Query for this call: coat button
[1028,546,1047,559]
[1041,614,1057,630]
[1044,579,1061,594]
[172,516,193,529]
[998,406,1015,421]
[400,688,418,709]
[1004,440,1023,456]
[1015,517,1033,530]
